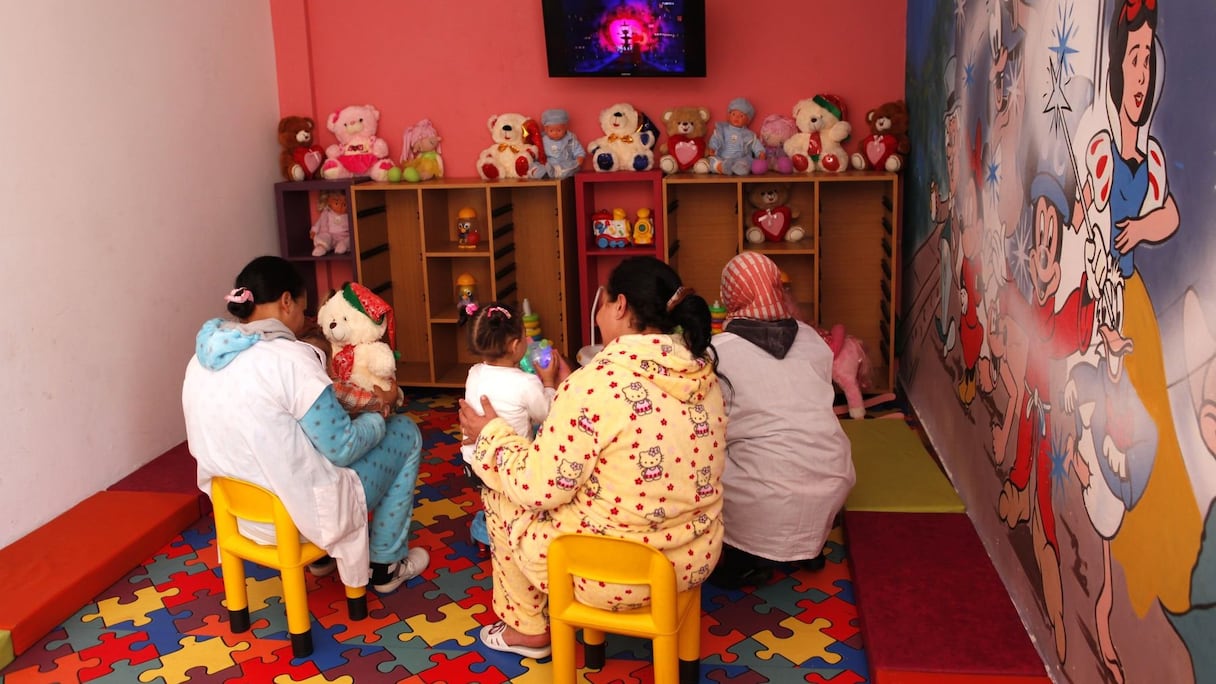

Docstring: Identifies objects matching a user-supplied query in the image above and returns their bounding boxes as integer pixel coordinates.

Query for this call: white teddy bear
[784,95,852,173]
[476,112,539,180]
[587,102,656,172]
[321,104,397,181]
[317,283,398,394]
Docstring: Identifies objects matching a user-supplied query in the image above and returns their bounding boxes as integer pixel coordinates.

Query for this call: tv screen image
[543,0,706,77]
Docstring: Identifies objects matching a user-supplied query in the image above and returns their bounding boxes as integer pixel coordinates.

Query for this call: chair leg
[219,552,250,633]
[345,585,368,621]
[281,568,314,657]
[677,593,701,684]
[583,627,606,669]
[550,620,578,684]
[651,634,679,684]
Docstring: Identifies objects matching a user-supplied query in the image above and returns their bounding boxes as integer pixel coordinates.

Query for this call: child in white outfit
[461,302,558,478]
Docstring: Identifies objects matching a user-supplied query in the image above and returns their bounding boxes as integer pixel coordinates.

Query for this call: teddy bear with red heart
[657,105,711,174]
[851,100,910,172]
[745,183,805,244]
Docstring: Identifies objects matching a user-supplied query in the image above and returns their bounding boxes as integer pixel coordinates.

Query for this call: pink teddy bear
[321,104,396,181]
[752,114,797,175]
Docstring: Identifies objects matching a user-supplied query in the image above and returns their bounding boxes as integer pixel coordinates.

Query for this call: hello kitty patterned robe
[470,333,725,634]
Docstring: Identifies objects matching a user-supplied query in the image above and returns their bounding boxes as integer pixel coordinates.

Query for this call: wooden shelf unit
[275,178,366,314]
[349,178,577,389]
[660,171,899,393]
[573,170,665,345]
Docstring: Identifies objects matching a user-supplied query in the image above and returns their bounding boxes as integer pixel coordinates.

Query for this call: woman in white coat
[710,252,854,588]
[182,256,429,594]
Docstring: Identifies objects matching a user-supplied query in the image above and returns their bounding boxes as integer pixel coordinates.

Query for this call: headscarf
[721,252,794,322]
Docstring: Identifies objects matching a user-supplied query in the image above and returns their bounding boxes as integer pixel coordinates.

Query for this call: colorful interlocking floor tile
[0,391,869,683]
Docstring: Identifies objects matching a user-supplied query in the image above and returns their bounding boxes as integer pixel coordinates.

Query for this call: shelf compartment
[430,322,478,387]
[420,186,489,251]
[425,256,492,321]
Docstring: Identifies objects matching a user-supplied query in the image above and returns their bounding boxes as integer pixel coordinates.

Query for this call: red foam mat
[108,441,209,517]
[0,490,201,654]
[844,511,1050,683]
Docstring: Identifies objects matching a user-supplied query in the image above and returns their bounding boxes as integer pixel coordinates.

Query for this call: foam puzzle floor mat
[0,391,870,683]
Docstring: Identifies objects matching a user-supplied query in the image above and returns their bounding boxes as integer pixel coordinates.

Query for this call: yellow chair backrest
[548,534,680,634]
[211,476,315,571]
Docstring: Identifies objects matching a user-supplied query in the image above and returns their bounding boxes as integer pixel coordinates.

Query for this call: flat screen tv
[542,0,706,78]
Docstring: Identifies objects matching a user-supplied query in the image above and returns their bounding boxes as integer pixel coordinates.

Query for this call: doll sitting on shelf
[311,191,350,256]
[529,109,585,179]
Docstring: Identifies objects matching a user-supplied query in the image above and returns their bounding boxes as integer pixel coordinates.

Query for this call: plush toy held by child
[706,97,765,176]
[529,109,585,179]
[311,191,350,256]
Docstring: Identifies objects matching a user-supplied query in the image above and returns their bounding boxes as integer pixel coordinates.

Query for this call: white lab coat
[182,336,371,586]
[714,322,855,561]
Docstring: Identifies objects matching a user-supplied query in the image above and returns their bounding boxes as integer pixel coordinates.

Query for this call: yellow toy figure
[632,208,654,245]
[457,207,480,249]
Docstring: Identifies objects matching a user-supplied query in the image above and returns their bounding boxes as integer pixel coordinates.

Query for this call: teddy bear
[587,102,657,172]
[657,105,711,174]
[311,191,350,256]
[851,100,910,172]
[320,104,396,181]
[784,94,851,173]
[317,282,398,395]
[476,112,540,180]
[395,118,445,182]
[278,115,325,181]
[745,183,804,243]
[752,114,797,175]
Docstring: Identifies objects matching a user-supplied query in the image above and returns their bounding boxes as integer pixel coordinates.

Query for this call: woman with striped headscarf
[709,252,854,588]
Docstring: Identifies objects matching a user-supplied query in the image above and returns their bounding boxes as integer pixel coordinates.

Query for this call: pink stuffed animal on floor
[817,324,873,419]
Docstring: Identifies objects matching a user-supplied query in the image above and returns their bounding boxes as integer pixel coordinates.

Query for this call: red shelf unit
[573,170,665,347]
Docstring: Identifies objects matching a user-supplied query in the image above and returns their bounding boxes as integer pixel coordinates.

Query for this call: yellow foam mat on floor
[842,419,964,512]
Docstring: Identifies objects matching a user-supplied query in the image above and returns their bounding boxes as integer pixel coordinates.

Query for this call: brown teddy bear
[745,183,804,243]
[850,100,910,172]
[278,115,324,181]
[657,106,711,174]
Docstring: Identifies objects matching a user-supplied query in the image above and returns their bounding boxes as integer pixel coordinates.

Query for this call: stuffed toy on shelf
[657,105,711,175]
[784,94,851,173]
[529,109,585,179]
[851,100,910,172]
[753,114,797,175]
[395,118,445,182]
[476,112,540,180]
[317,283,398,395]
[745,183,804,243]
[278,115,325,181]
[320,104,396,181]
[587,102,657,172]
[706,97,764,176]
[311,190,350,256]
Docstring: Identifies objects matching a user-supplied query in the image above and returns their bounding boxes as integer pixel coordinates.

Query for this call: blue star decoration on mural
[1050,3,1079,77]
[986,159,1000,186]
[1051,428,1070,494]
[965,60,976,87]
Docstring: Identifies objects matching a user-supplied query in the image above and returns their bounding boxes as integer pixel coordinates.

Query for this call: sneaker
[370,547,430,594]
[308,556,337,577]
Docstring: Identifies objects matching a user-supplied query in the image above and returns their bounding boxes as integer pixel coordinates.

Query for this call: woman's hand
[459,396,497,445]
[373,383,400,417]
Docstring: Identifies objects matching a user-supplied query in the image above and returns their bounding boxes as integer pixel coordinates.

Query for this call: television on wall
[542,0,707,78]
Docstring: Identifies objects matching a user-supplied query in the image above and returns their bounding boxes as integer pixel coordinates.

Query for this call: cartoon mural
[901,0,1216,681]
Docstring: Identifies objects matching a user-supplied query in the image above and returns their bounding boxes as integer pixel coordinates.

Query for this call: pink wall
[270,0,907,175]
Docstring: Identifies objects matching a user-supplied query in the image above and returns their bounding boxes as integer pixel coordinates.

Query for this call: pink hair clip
[485,305,511,319]
[225,287,253,304]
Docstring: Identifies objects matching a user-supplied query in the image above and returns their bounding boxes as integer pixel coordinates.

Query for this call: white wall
[0,1,281,547]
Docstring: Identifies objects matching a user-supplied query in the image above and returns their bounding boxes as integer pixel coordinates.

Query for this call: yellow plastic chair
[547,534,701,684]
[210,476,367,657]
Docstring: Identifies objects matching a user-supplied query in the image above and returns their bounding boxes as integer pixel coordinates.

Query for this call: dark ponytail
[227,256,306,320]
[606,256,717,363]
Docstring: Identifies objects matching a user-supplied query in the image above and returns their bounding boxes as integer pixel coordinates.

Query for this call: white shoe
[370,547,430,593]
[307,556,337,577]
